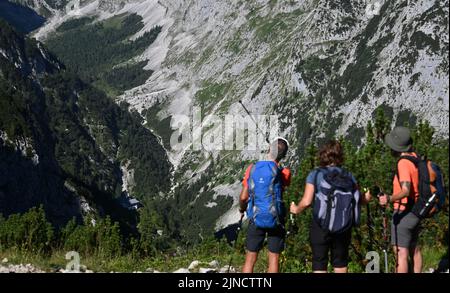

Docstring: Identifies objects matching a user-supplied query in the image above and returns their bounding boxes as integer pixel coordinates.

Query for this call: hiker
[377,126,423,273]
[290,140,371,273]
[239,137,291,273]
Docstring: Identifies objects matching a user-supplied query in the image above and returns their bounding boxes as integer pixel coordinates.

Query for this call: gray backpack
[312,168,360,233]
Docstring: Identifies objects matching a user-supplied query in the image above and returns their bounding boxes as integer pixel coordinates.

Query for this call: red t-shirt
[242,161,291,190]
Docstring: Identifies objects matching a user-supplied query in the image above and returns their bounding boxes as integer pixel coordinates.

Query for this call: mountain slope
[0,19,171,230]
[44,12,161,95]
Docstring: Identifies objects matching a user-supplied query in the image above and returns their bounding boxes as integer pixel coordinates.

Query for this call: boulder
[219,265,235,273]
[188,260,200,271]
[208,260,220,268]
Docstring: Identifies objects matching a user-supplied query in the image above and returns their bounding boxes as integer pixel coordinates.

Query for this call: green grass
[102,13,128,29]
[422,245,447,272]
[194,46,215,69]
[195,81,232,107]
[254,17,288,42]
[227,31,243,54]
[248,8,304,41]
[1,241,446,273]
[0,245,246,273]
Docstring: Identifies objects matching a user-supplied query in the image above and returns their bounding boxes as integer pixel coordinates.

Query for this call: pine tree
[412,120,435,157]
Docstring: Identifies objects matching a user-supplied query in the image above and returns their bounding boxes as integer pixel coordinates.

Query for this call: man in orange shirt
[239,138,291,273]
[379,126,422,273]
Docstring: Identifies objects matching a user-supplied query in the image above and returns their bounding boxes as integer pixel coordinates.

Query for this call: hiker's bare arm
[379,181,410,205]
[299,183,315,210]
[239,186,249,213]
[290,183,314,214]
[361,189,372,205]
[390,181,411,202]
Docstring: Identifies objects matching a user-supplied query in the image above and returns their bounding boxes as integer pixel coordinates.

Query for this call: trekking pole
[381,206,389,273]
[363,187,375,252]
[363,186,379,252]
[280,213,296,273]
[238,100,270,144]
[289,213,295,230]
[227,213,244,273]
[377,191,389,273]
[280,214,298,272]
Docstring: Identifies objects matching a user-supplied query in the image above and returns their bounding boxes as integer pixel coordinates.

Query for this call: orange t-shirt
[393,154,419,211]
[242,162,291,190]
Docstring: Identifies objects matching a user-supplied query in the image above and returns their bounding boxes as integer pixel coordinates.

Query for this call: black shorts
[246,221,285,254]
[310,220,352,271]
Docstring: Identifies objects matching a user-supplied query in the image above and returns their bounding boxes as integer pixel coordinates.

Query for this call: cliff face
[0,19,171,229]
[0,20,80,224]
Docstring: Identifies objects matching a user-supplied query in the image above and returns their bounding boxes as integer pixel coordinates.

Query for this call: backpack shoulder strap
[268,162,281,195]
[248,163,257,194]
[341,168,357,191]
[395,154,421,179]
[270,162,281,175]
[399,155,421,166]
[313,167,326,192]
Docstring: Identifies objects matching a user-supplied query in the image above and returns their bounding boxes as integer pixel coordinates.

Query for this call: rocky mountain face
[0,18,171,230]
[0,20,79,225]
[1,0,448,238]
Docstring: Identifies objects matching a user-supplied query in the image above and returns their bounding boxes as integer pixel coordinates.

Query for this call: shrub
[0,206,53,254]
[61,216,122,258]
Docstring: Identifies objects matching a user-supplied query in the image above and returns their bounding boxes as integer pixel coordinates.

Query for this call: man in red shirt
[239,138,291,273]
[379,126,422,273]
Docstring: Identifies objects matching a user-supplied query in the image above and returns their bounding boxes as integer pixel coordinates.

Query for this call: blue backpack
[313,167,361,234]
[246,161,286,229]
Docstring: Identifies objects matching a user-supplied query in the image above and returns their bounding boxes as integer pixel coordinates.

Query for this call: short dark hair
[318,140,344,167]
[270,139,288,161]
